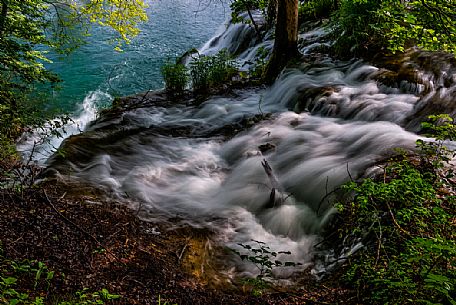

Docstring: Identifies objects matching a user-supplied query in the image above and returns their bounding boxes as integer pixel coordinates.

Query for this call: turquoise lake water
[47,0,228,113]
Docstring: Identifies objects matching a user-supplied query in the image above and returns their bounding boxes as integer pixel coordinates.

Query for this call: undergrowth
[0,244,120,304]
[232,240,302,296]
[332,114,456,304]
[298,0,337,21]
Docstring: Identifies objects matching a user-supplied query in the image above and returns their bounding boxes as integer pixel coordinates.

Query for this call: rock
[258,143,276,154]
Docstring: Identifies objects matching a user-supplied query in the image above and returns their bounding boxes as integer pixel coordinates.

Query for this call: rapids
[22,13,456,279]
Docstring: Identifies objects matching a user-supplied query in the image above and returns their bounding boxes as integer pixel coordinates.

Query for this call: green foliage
[331,0,382,55]
[240,277,270,297]
[79,0,148,47]
[189,50,237,91]
[421,115,456,142]
[0,0,147,164]
[332,0,456,56]
[298,0,337,21]
[156,295,178,305]
[161,60,188,94]
[417,114,456,185]
[58,288,121,305]
[0,0,148,90]
[0,94,71,193]
[335,115,456,304]
[230,0,268,24]
[1,255,53,304]
[160,50,238,93]
[0,0,58,163]
[378,0,456,54]
[249,46,269,79]
[229,0,267,39]
[0,246,120,304]
[231,240,302,295]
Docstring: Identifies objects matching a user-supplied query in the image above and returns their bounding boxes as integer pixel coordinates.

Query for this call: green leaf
[2,277,17,286]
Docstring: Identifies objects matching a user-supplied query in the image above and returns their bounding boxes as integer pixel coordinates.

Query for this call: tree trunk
[0,0,8,38]
[246,7,262,39]
[266,0,278,29]
[264,0,299,82]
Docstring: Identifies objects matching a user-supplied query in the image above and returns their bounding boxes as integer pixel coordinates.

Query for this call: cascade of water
[200,11,263,57]
[17,0,228,164]
[42,15,456,279]
[17,90,112,164]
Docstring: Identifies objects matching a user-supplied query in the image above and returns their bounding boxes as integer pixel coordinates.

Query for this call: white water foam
[43,17,456,280]
[50,102,420,278]
[17,90,112,164]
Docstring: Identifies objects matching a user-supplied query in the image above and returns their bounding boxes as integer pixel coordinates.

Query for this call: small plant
[160,60,188,94]
[160,50,238,94]
[89,288,121,303]
[250,46,269,79]
[0,258,54,305]
[32,261,54,290]
[231,240,302,295]
[0,245,120,305]
[416,114,456,184]
[157,294,178,305]
[189,50,237,91]
[58,288,121,305]
[92,247,106,254]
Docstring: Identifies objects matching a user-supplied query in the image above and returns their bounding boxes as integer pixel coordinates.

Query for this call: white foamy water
[39,17,456,279]
[17,90,112,164]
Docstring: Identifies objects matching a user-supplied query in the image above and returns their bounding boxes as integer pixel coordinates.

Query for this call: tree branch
[246,7,262,39]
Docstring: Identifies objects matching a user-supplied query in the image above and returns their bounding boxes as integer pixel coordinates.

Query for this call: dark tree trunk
[264,0,299,82]
[0,0,8,38]
[246,7,262,39]
[266,0,278,29]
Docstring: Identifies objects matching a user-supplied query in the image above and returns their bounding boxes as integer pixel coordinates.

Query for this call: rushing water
[21,6,456,279]
[18,0,227,162]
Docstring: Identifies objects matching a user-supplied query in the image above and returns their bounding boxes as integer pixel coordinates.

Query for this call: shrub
[189,50,237,91]
[333,115,456,304]
[249,46,269,79]
[160,60,188,94]
[298,0,337,21]
[332,0,456,56]
[0,88,71,193]
[330,0,382,56]
[160,50,237,93]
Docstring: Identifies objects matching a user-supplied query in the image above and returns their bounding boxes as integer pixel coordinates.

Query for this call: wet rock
[369,48,456,131]
[258,143,276,154]
[370,69,399,88]
[294,86,337,113]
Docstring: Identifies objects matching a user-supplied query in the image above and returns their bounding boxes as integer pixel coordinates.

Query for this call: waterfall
[43,17,456,279]
[17,90,112,165]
